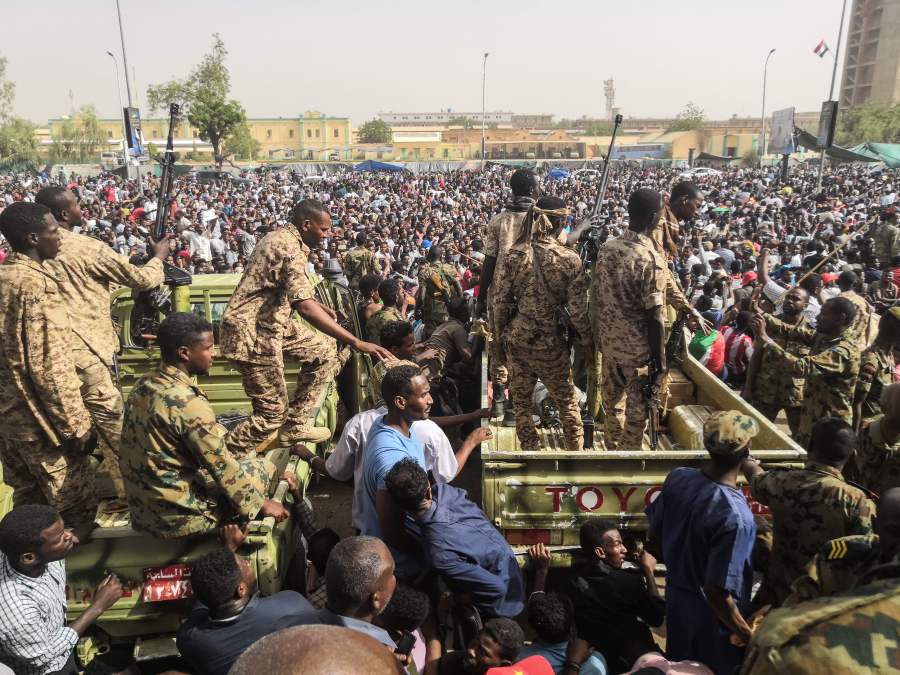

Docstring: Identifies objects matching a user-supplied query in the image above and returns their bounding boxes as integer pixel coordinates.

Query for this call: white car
[679,167,722,179]
[574,168,601,180]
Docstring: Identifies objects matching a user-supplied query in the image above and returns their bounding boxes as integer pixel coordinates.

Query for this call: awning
[696,152,740,162]
[794,128,879,163]
[353,160,405,173]
[849,142,900,169]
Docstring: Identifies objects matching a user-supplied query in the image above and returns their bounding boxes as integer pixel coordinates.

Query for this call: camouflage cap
[703,410,759,456]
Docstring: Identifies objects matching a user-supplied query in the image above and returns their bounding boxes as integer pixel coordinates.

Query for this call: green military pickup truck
[480,340,805,566]
[0,272,374,665]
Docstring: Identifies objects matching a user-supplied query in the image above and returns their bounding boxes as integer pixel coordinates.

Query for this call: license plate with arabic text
[142,563,193,602]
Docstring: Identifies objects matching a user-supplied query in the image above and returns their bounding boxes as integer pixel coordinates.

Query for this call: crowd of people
[1,158,900,675]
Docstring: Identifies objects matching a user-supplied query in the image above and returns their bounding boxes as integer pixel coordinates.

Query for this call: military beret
[703,410,759,456]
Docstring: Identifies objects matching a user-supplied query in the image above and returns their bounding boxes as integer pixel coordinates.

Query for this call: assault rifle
[643,313,688,451]
[577,113,624,268]
[131,102,192,344]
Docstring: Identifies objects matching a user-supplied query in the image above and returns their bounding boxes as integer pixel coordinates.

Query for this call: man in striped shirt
[0,505,123,675]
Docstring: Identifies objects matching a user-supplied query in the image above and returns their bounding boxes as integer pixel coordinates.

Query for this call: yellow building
[44,110,351,161]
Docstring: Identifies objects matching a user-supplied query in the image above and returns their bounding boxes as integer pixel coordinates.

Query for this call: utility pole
[115,0,142,192]
[816,0,848,193]
[481,52,489,170]
[760,49,775,167]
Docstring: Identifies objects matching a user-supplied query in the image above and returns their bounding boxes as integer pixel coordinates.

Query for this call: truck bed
[480,347,805,563]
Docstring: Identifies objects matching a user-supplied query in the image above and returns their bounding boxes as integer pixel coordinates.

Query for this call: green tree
[584,121,613,136]
[0,117,38,163]
[357,118,392,144]
[146,33,244,165]
[0,53,15,122]
[667,102,705,132]
[48,105,108,163]
[447,116,475,129]
[742,148,760,167]
[837,103,900,145]
[222,122,261,159]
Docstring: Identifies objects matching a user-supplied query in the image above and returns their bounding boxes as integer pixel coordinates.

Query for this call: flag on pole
[814,40,830,58]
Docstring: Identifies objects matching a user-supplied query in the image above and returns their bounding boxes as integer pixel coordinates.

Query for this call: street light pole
[481,52,489,169]
[760,48,776,167]
[816,0,848,192]
[106,51,128,170]
[115,0,142,192]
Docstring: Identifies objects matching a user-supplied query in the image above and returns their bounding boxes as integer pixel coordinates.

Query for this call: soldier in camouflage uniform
[494,197,592,451]
[120,313,290,538]
[786,487,900,605]
[741,575,900,674]
[751,296,861,448]
[0,203,97,538]
[476,169,539,417]
[856,382,900,497]
[343,231,380,290]
[745,287,810,436]
[838,270,873,350]
[416,244,462,338]
[743,417,876,607]
[853,307,900,431]
[871,206,900,268]
[36,186,167,501]
[366,277,408,345]
[592,189,668,450]
[220,200,392,452]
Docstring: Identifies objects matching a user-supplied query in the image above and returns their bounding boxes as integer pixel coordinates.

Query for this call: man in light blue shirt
[360,363,432,578]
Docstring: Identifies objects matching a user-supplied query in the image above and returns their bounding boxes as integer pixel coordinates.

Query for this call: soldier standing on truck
[344,231,381,290]
[120,313,290,538]
[35,186,168,503]
[494,196,592,452]
[476,169,540,420]
[220,199,392,451]
[416,245,462,339]
[592,189,667,450]
[750,296,861,449]
[0,203,99,540]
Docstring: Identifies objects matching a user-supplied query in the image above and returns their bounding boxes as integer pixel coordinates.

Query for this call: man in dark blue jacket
[385,458,524,618]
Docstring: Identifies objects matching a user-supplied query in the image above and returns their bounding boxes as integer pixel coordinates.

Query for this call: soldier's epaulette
[819,535,877,562]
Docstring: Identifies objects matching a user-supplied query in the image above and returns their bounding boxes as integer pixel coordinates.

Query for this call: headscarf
[514,204,570,245]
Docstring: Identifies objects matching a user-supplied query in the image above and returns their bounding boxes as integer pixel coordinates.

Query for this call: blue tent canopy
[548,168,570,179]
[353,160,405,173]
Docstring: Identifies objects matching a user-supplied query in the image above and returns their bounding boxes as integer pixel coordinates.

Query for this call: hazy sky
[2,0,848,124]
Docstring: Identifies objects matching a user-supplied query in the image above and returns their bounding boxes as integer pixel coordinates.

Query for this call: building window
[107,130,113,138]
[153,130,159,138]
[315,129,320,138]
[307,129,312,138]
[289,129,294,138]
[266,129,272,139]
[192,131,198,138]
[333,128,339,138]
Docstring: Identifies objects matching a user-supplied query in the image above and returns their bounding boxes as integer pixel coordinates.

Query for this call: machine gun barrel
[153,103,180,242]
[591,113,624,219]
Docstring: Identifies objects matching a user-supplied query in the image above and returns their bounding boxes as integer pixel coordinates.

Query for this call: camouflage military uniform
[417,261,460,337]
[856,416,900,497]
[841,289,873,350]
[749,316,810,436]
[49,227,164,498]
[762,316,860,448]
[484,208,530,391]
[741,576,900,674]
[417,317,469,380]
[0,253,96,534]
[856,344,896,425]
[220,225,342,452]
[787,534,884,604]
[495,237,592,451]
[366,305,404,345]
[750,461,875,606]
[343,245,378,289]
[872,220,900,268]
[654,206,693,314]
[592,230,667,450]
[120,364,275,538]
